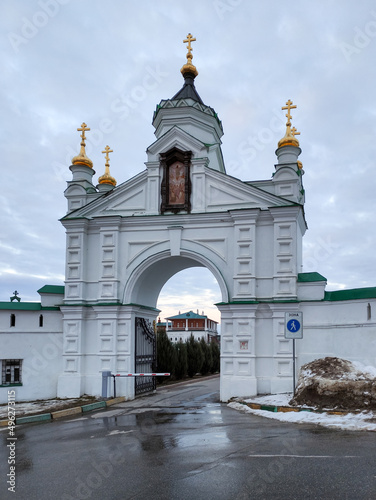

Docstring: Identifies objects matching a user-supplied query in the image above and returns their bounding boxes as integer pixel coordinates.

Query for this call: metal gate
[135,317,157,395]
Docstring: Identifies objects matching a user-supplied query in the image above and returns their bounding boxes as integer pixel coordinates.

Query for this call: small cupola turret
[148,34,226,173]
[273,100,305,204]
[64,123,97,212]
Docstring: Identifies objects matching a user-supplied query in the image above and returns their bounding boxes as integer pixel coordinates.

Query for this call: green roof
[0,302,59,311]
[324,287,376,302]
[167,310,208,320]
[37,285,65,294]
[298,272,327,283]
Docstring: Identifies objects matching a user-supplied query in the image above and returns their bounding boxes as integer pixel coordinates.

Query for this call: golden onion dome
[278,100,300,149]
[278,127,300,148]
[98,145,117,186]
[72,122,93,168]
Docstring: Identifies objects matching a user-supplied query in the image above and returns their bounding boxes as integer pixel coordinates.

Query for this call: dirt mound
[290,357,376,411]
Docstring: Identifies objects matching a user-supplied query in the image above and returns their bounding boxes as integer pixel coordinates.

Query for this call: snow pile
[290,357,376,410]
[229,402,376,432]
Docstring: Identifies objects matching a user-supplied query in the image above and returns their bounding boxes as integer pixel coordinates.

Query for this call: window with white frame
[1,360,22,385]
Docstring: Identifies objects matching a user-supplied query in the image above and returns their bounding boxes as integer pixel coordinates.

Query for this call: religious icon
[160,148,191,214]
[168,161,185,205]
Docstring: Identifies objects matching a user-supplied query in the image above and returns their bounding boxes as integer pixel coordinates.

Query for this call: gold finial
[181,33,198,77]
[72,122,93,168]
[102,145,113,167]
[282,99,296,126]
[98,145,116,186]
[78,122,90,145]
[278,100,300,148]
[291,127,300,138]
[184,33,196,57]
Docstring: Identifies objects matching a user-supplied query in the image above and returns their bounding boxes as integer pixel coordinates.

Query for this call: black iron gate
[135,317,157,395]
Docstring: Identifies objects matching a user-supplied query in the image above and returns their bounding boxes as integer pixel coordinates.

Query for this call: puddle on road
[175,431,230,448]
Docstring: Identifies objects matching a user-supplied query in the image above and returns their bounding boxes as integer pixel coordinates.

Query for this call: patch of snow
[351,360,376,379]
[243,393,293,407]
[0,398,94,419]
[229,402,376,432]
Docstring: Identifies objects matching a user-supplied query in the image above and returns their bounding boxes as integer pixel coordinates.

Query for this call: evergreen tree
[199,337,213,375]
[186,334,204,378]
[156,330,176,383]
[210,338,220,373]
[174,340,188,379]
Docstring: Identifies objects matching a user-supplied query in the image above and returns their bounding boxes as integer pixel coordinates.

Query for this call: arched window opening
[39,314,44,327]
[367,303,371,321]
[10,314,15,327]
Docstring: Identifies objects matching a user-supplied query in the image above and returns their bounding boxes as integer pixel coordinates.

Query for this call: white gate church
[1,35,375,404]
[59,35,307,402]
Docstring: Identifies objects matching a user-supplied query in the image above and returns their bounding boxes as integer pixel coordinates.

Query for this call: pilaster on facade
[57,306,87,398]
[190,158,209,212]
[218,303,258,400]
[91,305,133,385]
[230,210,259,300]
[145,161,160,213]
[270,206,305,300]
[63,220,90,304]
[98,221,121,303]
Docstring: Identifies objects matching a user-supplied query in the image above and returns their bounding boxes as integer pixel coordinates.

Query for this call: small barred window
[1,359,22,385]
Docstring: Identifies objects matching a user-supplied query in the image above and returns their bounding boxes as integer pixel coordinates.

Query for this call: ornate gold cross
[102,145,113,168]
[183,33,196,56]
[282,99,297,126]
[291,127,300,137]
[77,122,90,145]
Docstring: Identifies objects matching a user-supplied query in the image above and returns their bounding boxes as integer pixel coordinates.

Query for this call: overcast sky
[1,0,375,324]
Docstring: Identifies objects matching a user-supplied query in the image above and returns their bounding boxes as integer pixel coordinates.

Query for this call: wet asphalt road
[1,376,376,500]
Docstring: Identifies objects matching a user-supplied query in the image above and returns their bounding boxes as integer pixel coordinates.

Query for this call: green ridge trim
[37,285,65,294]
[215,299,299,306]
[298,272,327,282]
[324,287,376,301]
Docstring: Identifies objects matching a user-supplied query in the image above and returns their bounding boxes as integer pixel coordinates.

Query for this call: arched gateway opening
[123,254,225,396]
[124,252,228,309]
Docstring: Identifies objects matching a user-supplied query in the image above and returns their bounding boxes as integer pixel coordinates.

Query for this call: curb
[240,401,351,415]
[0,396,127,427]
[105,396,126,406]
[81,401,107,413]
[16,413,52,424]
[51,406,82,419]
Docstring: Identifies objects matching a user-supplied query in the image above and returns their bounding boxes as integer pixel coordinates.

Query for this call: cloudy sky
[1,0,375,324]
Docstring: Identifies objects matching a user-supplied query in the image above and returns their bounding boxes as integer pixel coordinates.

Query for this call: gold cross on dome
[183,33,196,55]
[102,145,113,167]
[77,122,90,145]
[282,100,297,126]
